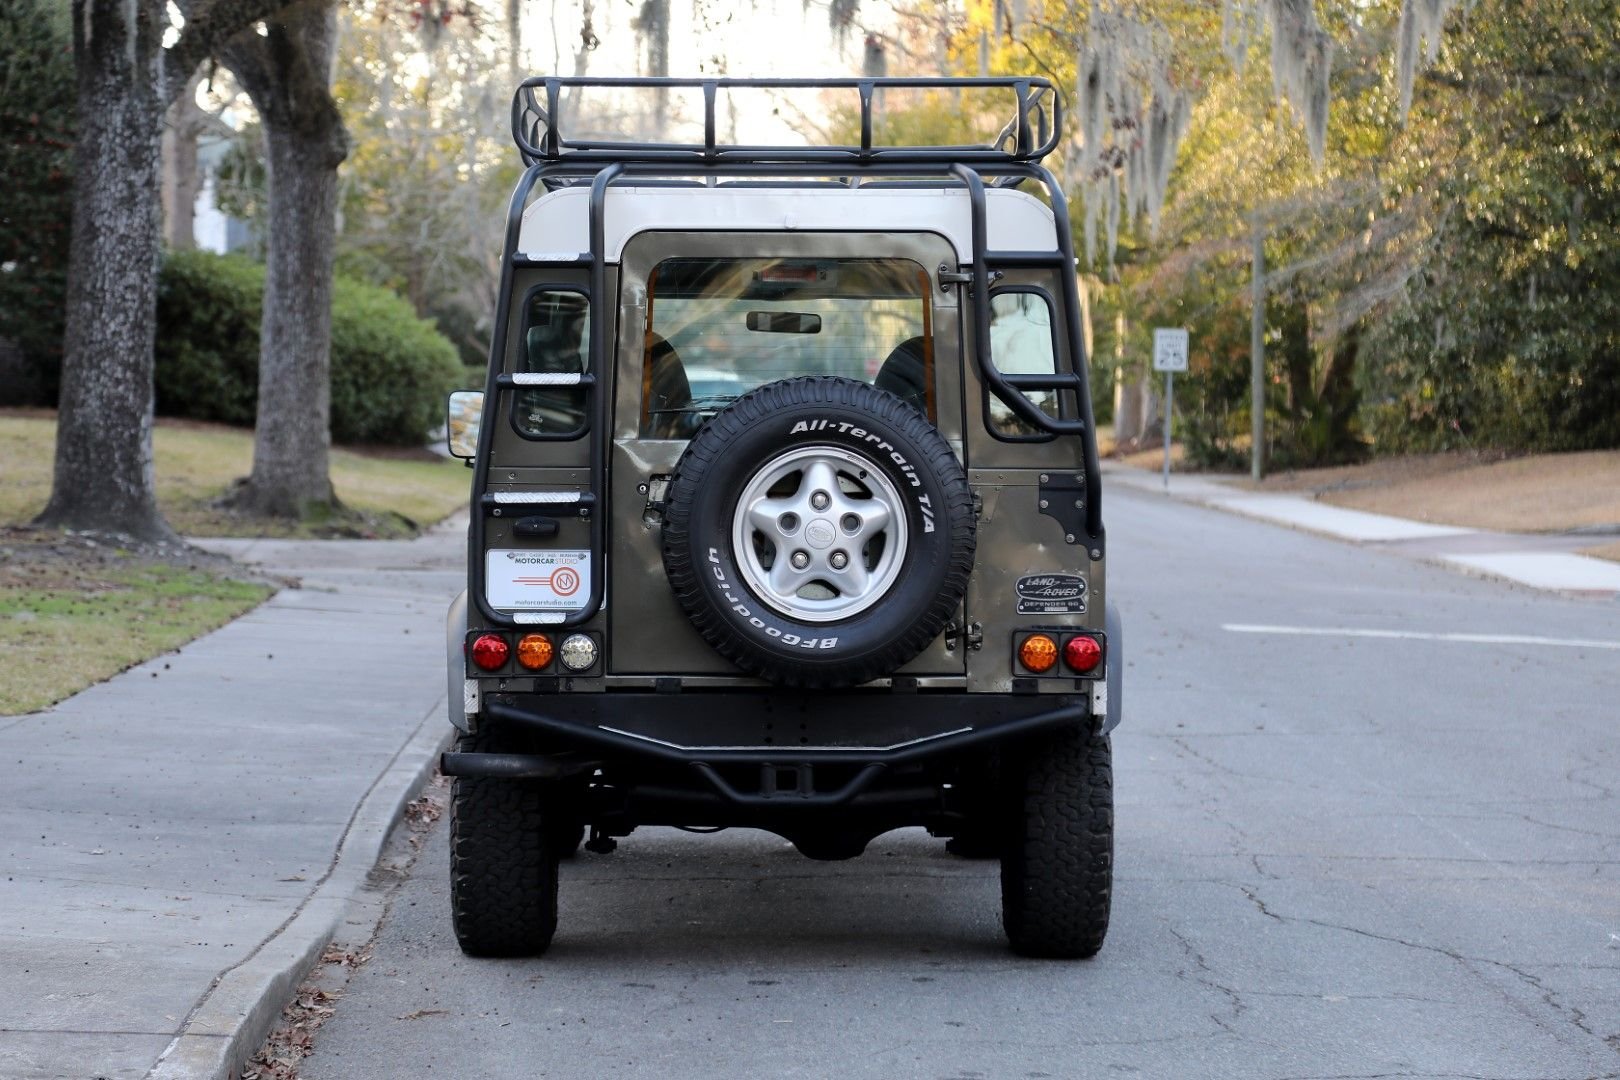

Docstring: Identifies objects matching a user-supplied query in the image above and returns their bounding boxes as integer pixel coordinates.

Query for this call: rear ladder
[468,165,621,628]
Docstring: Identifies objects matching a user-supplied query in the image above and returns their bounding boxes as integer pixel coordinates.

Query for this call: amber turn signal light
[470,633,509,672]
[516,633,554,670]
[1018,633,1059,674]
[1064,634,1103,674]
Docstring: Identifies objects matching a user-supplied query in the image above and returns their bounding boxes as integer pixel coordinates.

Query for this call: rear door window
[986,289,1060,438]
[639,258,934,438]
[513,288,589,438]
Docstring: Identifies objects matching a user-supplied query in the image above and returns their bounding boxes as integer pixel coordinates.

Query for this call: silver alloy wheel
[731,445,909,623]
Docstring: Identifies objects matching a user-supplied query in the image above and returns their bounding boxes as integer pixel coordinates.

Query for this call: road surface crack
[1227,883,1614,1053]
[1166,923,1248,1034]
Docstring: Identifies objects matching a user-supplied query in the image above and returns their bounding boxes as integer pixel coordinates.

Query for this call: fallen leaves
[320,946,372,968]
[239,982,344,1079]
[403,784,446,828]
[237,775,446,1078]
[396,1008,449,1021]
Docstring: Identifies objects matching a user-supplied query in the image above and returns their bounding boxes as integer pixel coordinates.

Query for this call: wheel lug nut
[830,551,848,570]
[778,513,798,533]
[810,491,831,511]
[791,550,810,570]
[841,513,860,533]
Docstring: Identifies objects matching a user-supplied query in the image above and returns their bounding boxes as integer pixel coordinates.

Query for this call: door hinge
[946,620,984,652]
[937,263,1003,294]
[640,475,671,528]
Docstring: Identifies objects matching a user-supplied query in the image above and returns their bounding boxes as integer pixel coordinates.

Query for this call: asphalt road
[301,484,1620,1080]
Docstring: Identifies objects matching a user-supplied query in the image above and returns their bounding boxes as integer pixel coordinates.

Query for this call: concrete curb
[1103,462,1620,598]
[1438,550,1620,596]
[1102,463,1473,541]
[146,707,452,1080]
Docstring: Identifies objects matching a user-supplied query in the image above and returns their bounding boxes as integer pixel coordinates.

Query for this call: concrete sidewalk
[1105,463,1620,597]
[0,517,464,1080]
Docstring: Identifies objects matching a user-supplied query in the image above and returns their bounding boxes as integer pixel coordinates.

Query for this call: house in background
[161,84,250,255]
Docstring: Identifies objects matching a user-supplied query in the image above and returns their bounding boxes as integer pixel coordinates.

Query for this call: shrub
[153,251,264,427]
[0,0,74,403]
[155,250,462,445]
[326,275,464,444]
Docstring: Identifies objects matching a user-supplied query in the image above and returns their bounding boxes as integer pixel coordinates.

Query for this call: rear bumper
[441,692,1092,809]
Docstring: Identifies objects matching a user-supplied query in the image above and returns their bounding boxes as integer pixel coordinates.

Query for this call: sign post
[1152,328,1189,491]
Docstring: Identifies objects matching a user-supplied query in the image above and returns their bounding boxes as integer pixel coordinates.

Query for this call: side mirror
[447,390,484,459]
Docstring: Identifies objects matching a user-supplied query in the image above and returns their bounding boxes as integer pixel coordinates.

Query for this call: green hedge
[0,0,74,404]
[155,250,463,445]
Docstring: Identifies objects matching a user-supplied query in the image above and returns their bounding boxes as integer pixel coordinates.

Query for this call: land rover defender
[443,76,1121,959]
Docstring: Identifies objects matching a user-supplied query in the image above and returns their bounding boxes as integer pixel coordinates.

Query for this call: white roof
[517,184,1061,263]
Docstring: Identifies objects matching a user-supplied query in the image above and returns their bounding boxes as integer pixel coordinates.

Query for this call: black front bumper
[441,692,1091,809]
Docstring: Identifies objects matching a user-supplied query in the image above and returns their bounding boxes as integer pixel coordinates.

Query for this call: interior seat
[874,336,930,415]
[645,333,694,438]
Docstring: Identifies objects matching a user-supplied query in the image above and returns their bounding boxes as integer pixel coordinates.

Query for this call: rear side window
[986,289,1060,438]
[638,257,934,438]
[513,288,589,438]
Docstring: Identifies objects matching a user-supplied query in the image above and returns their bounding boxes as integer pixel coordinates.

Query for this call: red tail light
[1064,634,1103,674]
[470,633,509,671]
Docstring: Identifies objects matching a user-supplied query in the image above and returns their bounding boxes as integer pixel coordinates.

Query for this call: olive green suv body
[443,76,1122,959]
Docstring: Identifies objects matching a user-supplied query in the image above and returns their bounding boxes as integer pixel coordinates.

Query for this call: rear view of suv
[443,75,1122,959]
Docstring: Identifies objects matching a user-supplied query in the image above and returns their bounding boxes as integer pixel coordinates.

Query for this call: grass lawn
[1229,449,1620,556]
[1115,437,1620,562]
[1,411,470,539]
[1582,540,1620,562]
[0,411,465,713]
[0,545,273,714]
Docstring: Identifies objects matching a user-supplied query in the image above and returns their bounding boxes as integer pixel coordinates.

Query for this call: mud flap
[447,590,473,732]
[1103,602,1123,733]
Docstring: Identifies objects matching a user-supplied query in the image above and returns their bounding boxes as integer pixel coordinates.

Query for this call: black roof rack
[511,76,1060,168]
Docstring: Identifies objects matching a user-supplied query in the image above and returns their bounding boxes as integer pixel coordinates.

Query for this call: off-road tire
[449,729,561,957]
[1000,725,1113,959]
[662,376,976,688]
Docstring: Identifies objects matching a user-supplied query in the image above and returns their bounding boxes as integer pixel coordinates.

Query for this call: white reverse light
[559,633,598,672]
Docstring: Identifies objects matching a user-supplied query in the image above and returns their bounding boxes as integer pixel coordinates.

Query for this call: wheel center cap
[804,518,836,549]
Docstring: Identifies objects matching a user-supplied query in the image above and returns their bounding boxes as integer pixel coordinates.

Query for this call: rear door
[606,228,968,680]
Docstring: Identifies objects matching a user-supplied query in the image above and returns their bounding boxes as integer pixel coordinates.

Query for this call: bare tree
[38,0,299,542]
[220,3,349,519]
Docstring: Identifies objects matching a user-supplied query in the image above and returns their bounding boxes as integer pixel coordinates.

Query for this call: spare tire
[661,376,975,688]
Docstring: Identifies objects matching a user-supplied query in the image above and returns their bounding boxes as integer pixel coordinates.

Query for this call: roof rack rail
[510,76,1060,168]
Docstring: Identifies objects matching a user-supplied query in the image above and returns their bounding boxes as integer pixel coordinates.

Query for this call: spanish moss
[1074,4,1190,266]
[1397,0,1458,119]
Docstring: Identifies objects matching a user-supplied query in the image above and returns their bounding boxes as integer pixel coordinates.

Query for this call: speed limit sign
[1153,328,1189,372]
[1152,328,1189,490]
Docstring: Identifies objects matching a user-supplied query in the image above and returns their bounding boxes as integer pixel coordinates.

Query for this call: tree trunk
[507,0,522,79]
[36,3,174,542]
[1320,321,1367,461]
[222,4,349,519]
[1113,372,1144,444]
[161,74,208,250]
[39,0,303,540]
[235,122,342,516]
[1139,377,1163,441]
[1278,300,1313,416]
